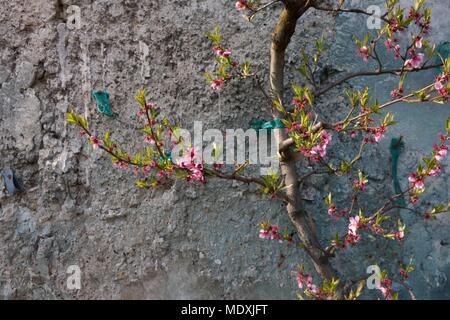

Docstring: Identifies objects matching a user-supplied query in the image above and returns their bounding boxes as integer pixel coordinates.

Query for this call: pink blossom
[408,173,425,191]
[222,49,232,58]
[259,229,269,239]
[395,229,405,241]
[405,53,424,69]
[235,0,247,11]
[136,110,145,117]
[435,80,444,91]
[293,98,306,110]
[434,144,448,162]
[144,135,156,145]
[259,224,282,242]
[380,278,394,300]
[348,216,360,235]
[439,133,450,142]
[346,216,362,246]
[428,166,442,177]
[296,271,305,289]
[400,268,409,279]
[269,225,280,240]
[157,171,165,178]
[346,232,361,246]
[310,144,327,158]
[410,195,419,205]
[415,37,423,48]
[353,178,367,192]
[114,160,129,170]
[391,87,404,98]
[213,163,224,170]
[90,136,102,150]
[212,46,223,56]
[370,125,386,143]
[327,206,337,217]
[385,39,395,50]
[145,102,156,110]
[371,222,383,235]
[211,78,224,91]
[379,281,393,300]
[286,122,302,133]
[374,132,384,143]
[177,147,205,183]
[143,165,153,174]
[357,46,370,62]
[321,130,332,146]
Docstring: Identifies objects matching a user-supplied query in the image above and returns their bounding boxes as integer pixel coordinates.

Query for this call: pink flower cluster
[357,46,369,62]
[390,87,404,98]
[409,7,431,33]
[435,74,449,100]
[353,176,368,192]
[259,222,292,243]
[211,78,224,91]
[136,102,156,117]
[114,160,129,170]
[408,134,449,204]
[208,46,238,91]
[235,0,247,11]
[300,130,332,162]
[385,38,401,59]
[213,46,232,58]
[395,226,405,241]
[177,147,205,183]
[89,136,102,150]
[434,143,448,162]
[296,270,322,298]
[404,51,424,69]
[379,278,394,300]
[408,173,425,193]
[365,125,387,144]
[259,223,281,241]
[345,216,362,246]
[293,97,307,110]
[399,268,409,279]
[327,206,348,220]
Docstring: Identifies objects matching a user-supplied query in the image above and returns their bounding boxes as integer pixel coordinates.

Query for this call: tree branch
[311,3,389,22]
[314,63,443,97]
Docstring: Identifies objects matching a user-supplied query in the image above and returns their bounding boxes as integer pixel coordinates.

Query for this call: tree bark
[270,0,338,282]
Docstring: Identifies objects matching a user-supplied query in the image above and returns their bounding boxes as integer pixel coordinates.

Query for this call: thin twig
[314,63,442,97]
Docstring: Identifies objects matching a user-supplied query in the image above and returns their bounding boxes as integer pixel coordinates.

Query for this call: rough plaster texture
[0,0,449,299]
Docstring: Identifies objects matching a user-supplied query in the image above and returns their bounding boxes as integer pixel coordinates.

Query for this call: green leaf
[304,88,314,106]
[66,113,78,125]
[325,192,332,206]
[273,97,285,113]
[135,89,147,107]
[135,180,149,189]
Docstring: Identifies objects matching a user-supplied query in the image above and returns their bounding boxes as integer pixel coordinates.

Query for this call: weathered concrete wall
[0,0,448,299]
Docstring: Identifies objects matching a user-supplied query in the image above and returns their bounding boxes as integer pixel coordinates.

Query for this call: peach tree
[66,0,450,299]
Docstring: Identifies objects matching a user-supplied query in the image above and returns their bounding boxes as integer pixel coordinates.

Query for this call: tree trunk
[270,0,338,283]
